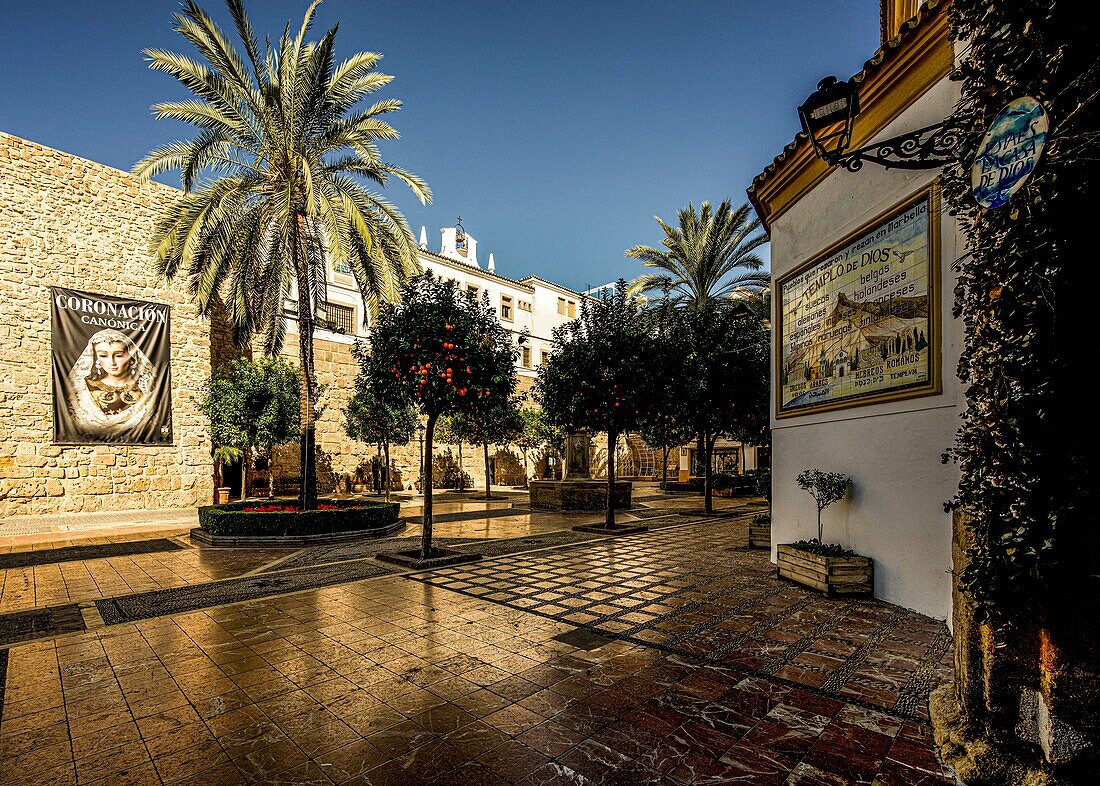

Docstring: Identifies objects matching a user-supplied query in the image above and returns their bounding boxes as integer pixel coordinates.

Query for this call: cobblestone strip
[755,599,860,674]
[894,626,954,716]
[819,606,911,693]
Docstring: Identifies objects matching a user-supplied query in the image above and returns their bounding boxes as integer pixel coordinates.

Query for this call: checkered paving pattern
[410,519,952,721]
[0,495,954,785]
[0,571,953,786]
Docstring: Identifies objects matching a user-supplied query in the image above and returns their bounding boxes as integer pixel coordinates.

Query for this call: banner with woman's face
[50,287,173,444]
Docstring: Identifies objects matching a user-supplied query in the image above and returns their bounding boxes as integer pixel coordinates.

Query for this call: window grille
[325,302,355,334]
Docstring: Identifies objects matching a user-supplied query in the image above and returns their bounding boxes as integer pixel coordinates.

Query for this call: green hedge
[197,498,400,537]
[659,473,761,495]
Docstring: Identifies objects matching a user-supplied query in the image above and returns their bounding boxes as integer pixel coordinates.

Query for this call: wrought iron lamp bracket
[828,120,962,172]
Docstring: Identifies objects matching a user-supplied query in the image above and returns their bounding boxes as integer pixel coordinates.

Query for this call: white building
[310,220,584,397]
[748,0,961,619]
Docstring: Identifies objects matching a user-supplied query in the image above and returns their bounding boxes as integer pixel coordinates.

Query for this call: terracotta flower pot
[216,487,231,504]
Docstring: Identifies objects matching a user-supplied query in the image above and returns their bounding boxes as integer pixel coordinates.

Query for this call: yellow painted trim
[883,0,920,43]
[749,1,952,231]
[773,183,943,419]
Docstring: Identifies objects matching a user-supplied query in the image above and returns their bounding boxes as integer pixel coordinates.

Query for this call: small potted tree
[777,469,872,595]
[213,446,242,504]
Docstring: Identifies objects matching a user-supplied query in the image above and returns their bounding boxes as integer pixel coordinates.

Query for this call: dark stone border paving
[0,604,86,647]
[260,535,484,572]
[0,648,7,727]
[95,560,395,625]
[93,528,632,625]
[457,529,603,557]
[624,507,680,520]
[263,527,607,572]
[0,538,183,569]
[406,506,530,525]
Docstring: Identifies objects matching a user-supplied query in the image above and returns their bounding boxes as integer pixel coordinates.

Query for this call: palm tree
[626,200,768,309]
[627,200,769,510]
[133,0,430,510]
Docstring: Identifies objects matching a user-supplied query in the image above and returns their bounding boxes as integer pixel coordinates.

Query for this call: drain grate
[552,627,615,651]
[0,538,183,570]
[0,605,86,647]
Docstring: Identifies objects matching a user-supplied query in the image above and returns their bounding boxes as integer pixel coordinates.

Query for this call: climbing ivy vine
[942,1,1100,623]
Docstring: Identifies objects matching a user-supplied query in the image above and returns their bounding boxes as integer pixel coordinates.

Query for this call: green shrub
[753,468,772,503]
[198,498,400,537]
[660,478,704,492]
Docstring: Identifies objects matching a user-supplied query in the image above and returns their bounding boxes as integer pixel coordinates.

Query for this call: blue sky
[0,1,880,290]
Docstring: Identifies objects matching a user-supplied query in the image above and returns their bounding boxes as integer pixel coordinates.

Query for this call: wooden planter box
[777,544,873,596]
[748,519,771,549]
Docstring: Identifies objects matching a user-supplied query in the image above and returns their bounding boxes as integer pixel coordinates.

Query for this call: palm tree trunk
[242,448,249,501]
[606,430,618,528]
[457,441,465,490]
[268,448,275,498]
[421,412,438,559]
[662,445,670,485]
[293,215,318,511]
[483,441,491,500]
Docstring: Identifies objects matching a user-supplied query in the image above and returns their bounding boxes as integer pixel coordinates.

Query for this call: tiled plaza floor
[0,497,953,784]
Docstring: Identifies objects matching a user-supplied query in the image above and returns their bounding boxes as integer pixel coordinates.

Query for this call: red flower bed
[242,503,345,512]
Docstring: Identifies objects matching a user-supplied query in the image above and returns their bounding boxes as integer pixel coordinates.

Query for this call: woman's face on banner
[94,340,132,383]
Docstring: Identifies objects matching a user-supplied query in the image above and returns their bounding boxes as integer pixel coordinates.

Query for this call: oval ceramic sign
[971,97,1049,209]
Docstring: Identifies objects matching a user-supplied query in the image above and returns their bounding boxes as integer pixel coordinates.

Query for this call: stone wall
[0,132,215,516]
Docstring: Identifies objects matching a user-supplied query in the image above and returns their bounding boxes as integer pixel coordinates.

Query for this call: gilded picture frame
[774,184,941,419]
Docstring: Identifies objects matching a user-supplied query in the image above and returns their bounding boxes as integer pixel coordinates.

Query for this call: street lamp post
[797,75,960,172]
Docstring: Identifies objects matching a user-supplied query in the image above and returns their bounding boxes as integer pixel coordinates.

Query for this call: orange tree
[536,280,657,528]
[679,303,769,513]
[345,341,418,501]
[367,273,516,557]
[463,395,525,500]
[640,302,695,486]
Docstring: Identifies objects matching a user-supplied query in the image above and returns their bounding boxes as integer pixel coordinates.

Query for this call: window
[467,284,479,297]
[540,350,550,366]
[521,346,531,368]
[333,259,351,276]
[324,302,355,335]
[518,300,532,312]
[567,300,576,318]
[500,294,513,321]
[557,297,567,315]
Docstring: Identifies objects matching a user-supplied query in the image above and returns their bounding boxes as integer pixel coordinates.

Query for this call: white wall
[769,76,963,619]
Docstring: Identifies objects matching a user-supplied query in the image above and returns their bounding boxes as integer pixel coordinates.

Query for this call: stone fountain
[529,430,632,510]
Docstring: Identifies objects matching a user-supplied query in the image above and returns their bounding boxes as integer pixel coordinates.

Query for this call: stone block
[529,479,632,511]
